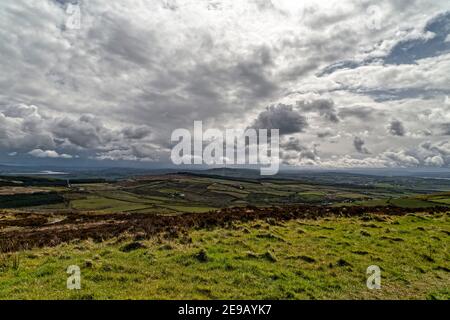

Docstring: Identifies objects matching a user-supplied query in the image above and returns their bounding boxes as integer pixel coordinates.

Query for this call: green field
[0,212,448,299]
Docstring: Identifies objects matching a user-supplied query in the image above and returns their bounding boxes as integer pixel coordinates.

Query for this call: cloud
[0,103,160,162]
[251,104,308,135]
[51,114,117,149]
[297,99,340,123]
[0,104,55,151]
[0,1,449,168]
[317,130,334,139]
[320,11,450,75]
[425,155,444,166]
[280,137,319,166]
[121,126,152,140]
[388,119,406,136]
[384,11,450,65]
[338,106,376,120]
[353,136,370,154]
[29,149,73,159]
[381,150,420,167]
[421,140,450,157]
[94,146,159,162]
[441,123,450,135]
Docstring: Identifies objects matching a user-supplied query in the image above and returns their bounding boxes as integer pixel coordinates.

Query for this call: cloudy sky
[0,0,449,169]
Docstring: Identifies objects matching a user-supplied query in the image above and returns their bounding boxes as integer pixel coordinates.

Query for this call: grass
[352,199,390,207]
[349,195,449,209]
[432,199,450,205]
[298,191,327,202]
[161,205,216,213]
[71,197,150,213]
[389,198,438,208]
[0,212,448,300]
[421,193,450,205]
[0,192,65,208]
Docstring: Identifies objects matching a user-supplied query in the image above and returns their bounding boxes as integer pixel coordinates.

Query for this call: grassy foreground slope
[0,212,448,300]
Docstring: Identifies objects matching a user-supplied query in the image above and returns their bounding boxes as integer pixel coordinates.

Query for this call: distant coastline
[2,170,68,175]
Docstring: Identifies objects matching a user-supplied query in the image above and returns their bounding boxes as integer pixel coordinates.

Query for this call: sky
[0,0,449,169]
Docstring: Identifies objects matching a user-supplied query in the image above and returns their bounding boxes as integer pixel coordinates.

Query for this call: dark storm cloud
[317,130,334,139]
[353,136,370,154]
[280,137,319,163]
[108,44,281,143]
[233,46,278,99]
[121,126,152,140]
[51,114,116,149]
[251,104,308,135]
[98,18,157,66]
[297,99,340,123]
[338,106,376,120]
[388,119,406,136]
[54,0,79,5]
[441,123,450,135]
[281,137,308,152]
[0,104,54,151]
[0,103,161,163]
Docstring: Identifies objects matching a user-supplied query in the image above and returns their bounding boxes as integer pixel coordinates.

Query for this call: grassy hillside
[0,211,448,299]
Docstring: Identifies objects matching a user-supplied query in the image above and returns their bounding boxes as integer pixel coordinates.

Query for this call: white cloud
[425,155,445,167]
[29,149,73,159]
